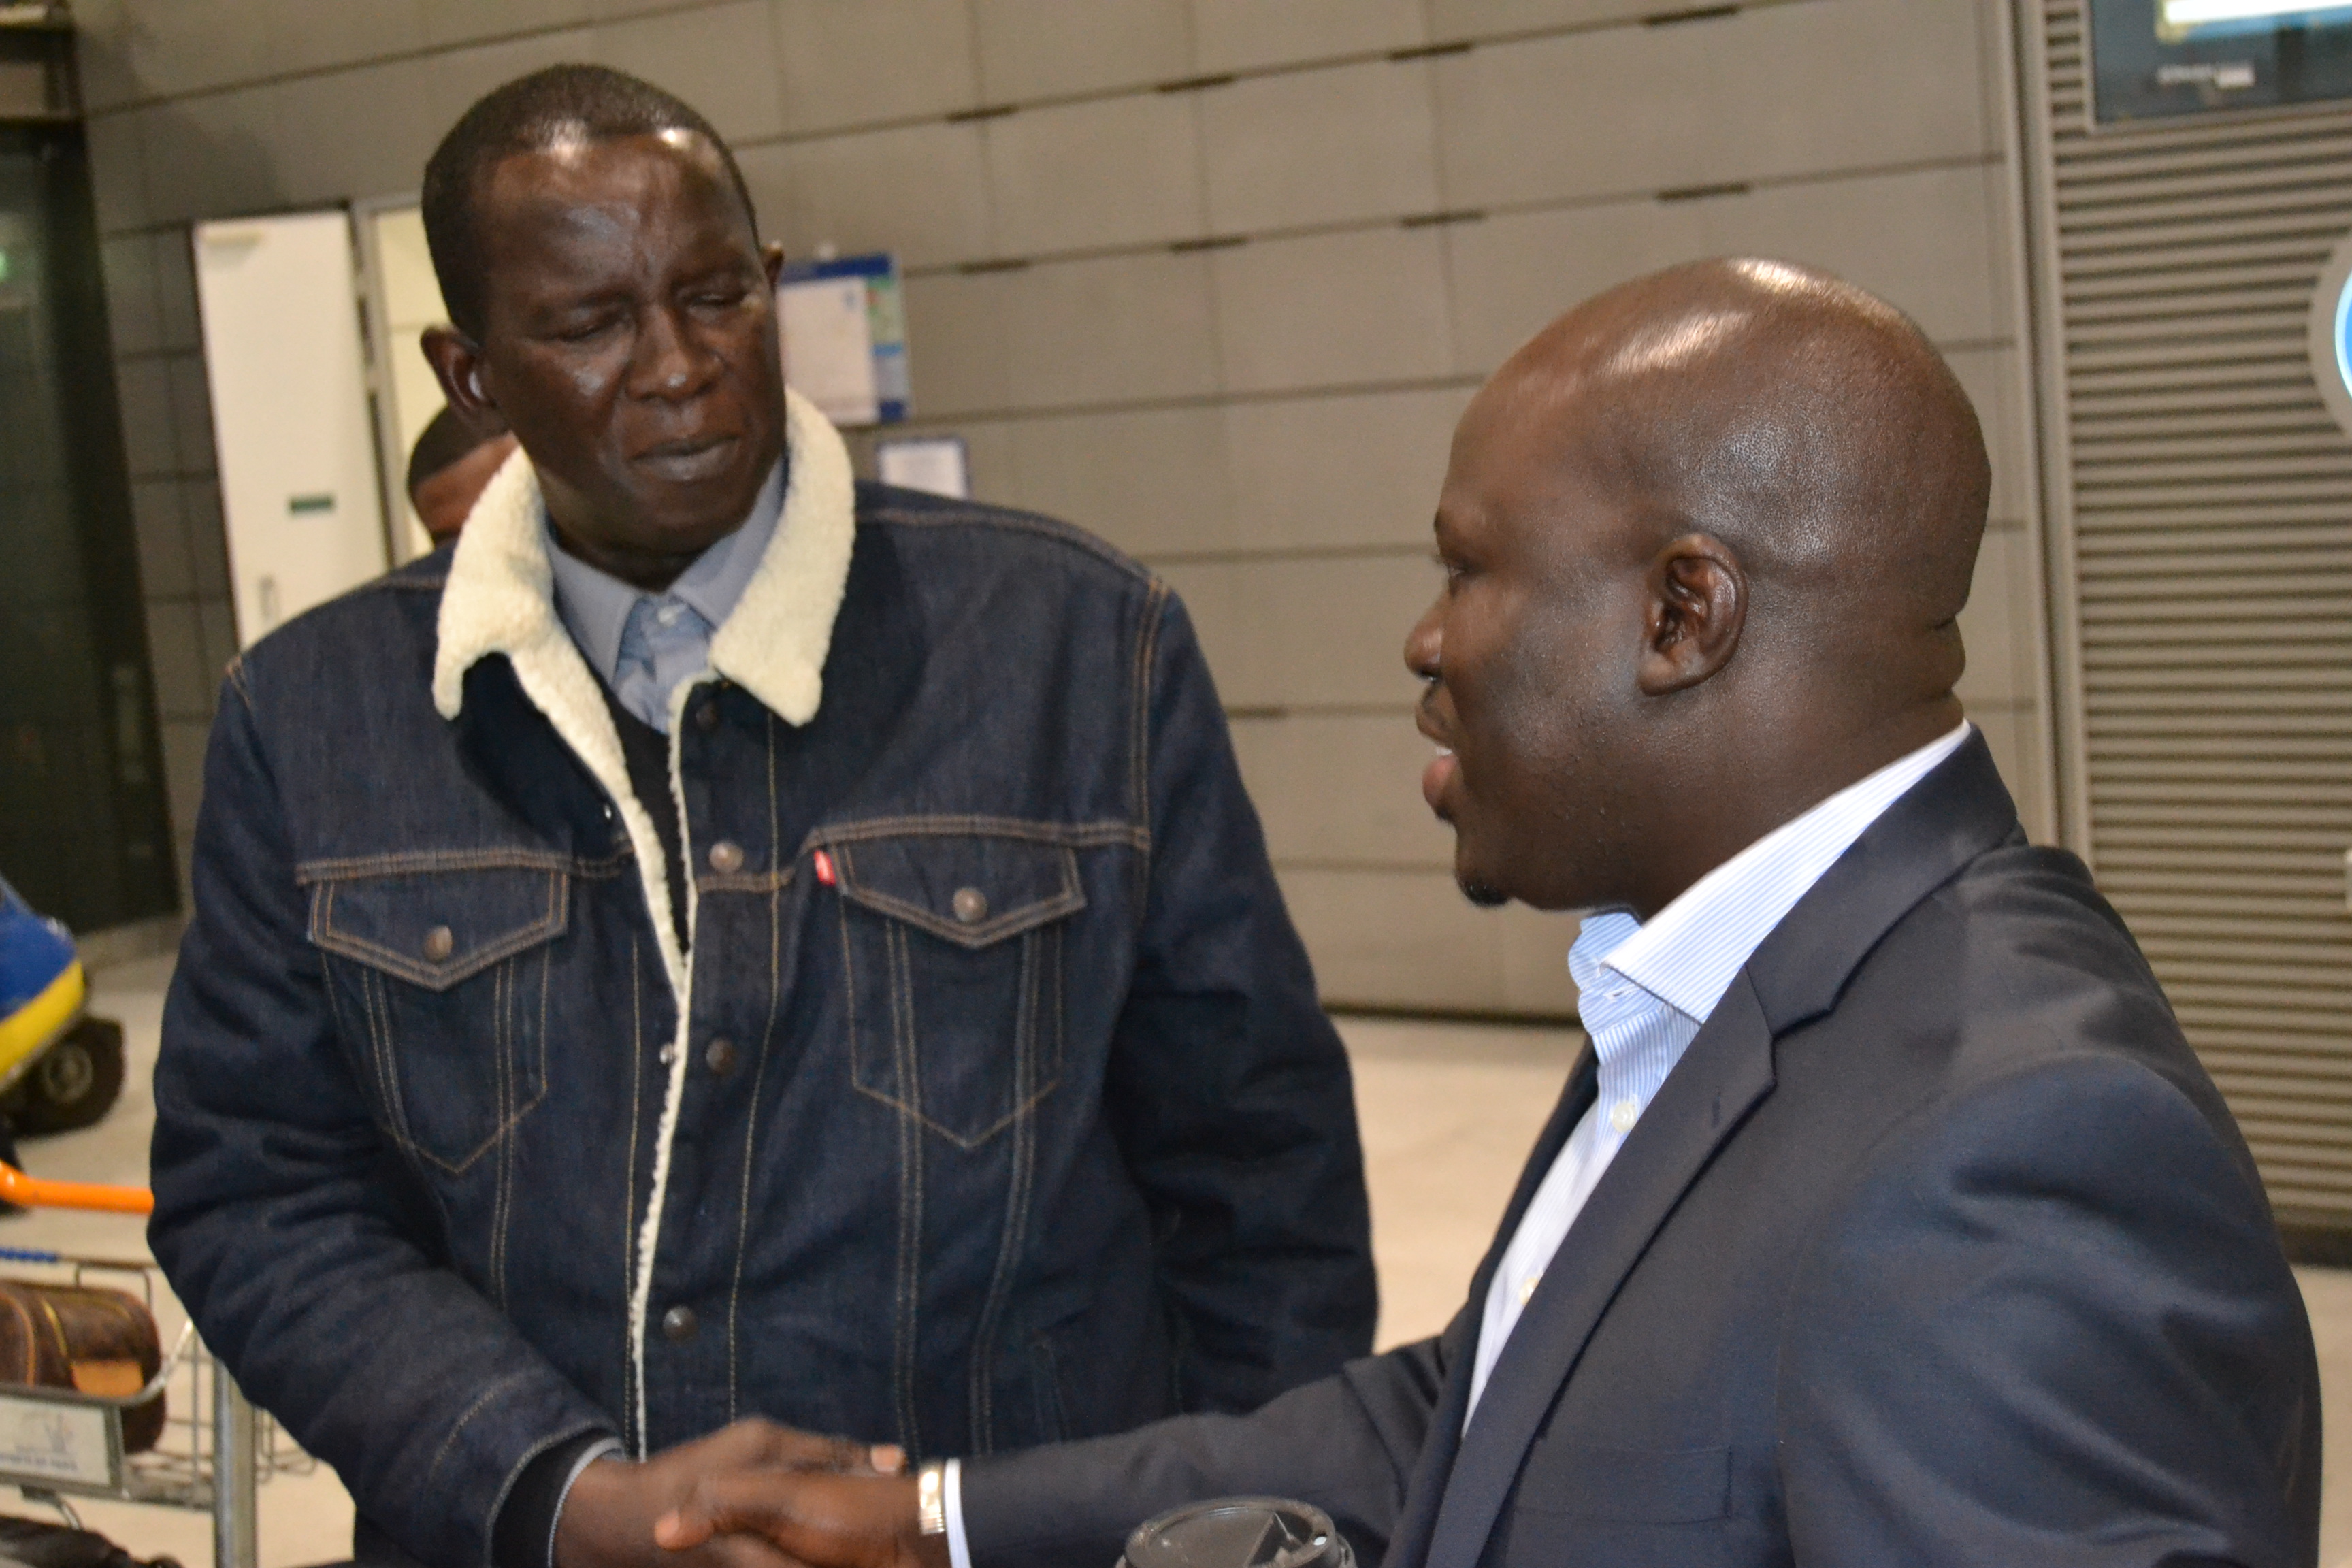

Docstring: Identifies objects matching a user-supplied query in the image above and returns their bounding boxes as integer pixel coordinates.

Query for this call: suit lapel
[1413,733,2024,1568]
[1421,980,1776,1568]
[1380,1047,1595,1568]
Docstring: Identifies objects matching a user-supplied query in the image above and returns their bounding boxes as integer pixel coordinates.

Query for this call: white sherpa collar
[430,384,858,727]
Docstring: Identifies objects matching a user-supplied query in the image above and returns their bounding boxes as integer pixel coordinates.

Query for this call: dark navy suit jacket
[961,734,2321,1568]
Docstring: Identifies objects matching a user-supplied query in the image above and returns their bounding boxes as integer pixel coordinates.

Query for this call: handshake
[557,1418,945,1568]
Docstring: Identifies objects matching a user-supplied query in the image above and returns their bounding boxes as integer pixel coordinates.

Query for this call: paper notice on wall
[877,435,970,500]
[779,253,910,429]
[780,275,881,427]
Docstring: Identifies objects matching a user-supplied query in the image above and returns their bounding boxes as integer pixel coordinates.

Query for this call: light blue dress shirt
[1461,719,1973,1424]
[546,460,786,732]
[941,722,1974,1561]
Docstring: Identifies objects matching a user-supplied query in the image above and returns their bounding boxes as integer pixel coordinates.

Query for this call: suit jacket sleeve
[1101,587,1379,1412]
[1776,1055,2319,1567]
[963,1326,1458,1568]
[147,670,611,1568]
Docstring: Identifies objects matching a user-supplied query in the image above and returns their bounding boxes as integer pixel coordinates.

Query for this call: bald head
[1489,258,1988,664]
[1409,259,1992,916]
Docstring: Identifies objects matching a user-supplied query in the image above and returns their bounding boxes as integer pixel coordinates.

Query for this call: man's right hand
[653,1469,943,1568]
[555,1420,904,1568]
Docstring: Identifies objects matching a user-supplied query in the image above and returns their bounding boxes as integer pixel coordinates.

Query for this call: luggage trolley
[0,1164,295,1568]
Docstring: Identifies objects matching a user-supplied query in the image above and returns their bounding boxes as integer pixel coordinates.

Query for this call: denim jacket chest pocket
[306,861,568,1175]
[828,830,1085,1149]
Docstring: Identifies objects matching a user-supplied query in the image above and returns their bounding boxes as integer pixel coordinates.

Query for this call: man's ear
[762,242,787,292]
[421,326,500,429]
[1635,532,1746,696]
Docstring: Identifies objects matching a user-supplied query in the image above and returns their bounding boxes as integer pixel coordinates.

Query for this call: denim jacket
[148,390,1377,1567]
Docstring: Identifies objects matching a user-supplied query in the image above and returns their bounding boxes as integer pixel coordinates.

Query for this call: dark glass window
[2091,1,2352,121]
[0,122,175,931]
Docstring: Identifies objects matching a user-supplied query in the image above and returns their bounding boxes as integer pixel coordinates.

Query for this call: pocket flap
[1516,1440,1730,1524]
[309,866,569,992]
[830,833,1084,949]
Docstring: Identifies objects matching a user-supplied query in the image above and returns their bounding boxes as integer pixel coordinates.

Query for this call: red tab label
[813,849,837,887]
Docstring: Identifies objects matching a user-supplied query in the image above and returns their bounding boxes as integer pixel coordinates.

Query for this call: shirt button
[660,1305,697,1342]
[706,1038,738,1077]
[708,840,745,874]
[655,604,683,628]
[1518,1273,1541,1306]
[951,887,988,924]
[421,926,455,962]
[1609,1099,1639,1134]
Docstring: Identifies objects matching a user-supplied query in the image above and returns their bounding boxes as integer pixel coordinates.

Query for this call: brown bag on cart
[0,1284,163,1452]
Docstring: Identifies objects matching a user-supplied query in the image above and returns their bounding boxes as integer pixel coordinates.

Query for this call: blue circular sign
[2306,229,2352,438]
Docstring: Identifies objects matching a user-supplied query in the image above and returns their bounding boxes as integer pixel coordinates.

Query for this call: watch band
[917,1460,947,1537]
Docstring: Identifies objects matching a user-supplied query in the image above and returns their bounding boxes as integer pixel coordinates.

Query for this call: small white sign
[877,436,971,501]
[781,276,882,428]
[0,1393,116,1488]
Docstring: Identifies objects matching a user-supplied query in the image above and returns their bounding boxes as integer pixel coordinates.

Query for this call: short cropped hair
[420,64,759,338]
[406,406,492,499]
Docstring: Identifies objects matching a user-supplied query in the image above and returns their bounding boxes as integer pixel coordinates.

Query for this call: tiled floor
[12,960,2347,1565]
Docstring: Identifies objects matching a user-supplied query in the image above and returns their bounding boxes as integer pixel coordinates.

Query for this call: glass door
[0,122,173,931]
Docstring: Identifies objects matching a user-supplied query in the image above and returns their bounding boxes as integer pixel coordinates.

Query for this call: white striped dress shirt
[1463,721,1972,1424]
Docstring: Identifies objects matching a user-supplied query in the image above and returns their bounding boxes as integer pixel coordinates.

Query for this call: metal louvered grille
[2031,6,2352,1224]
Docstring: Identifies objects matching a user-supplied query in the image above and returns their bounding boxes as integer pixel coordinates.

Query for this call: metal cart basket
[0,1164,301,1568]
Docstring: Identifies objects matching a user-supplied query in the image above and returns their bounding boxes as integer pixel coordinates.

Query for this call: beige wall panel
[1446,165,2006,378]
[1422,0,1652,38]
[594,3,787,144]
[1434,0,1990,212]
[986,94,1206,256]
[1945,345,2029,525]
[973,0,1192,101]
[1200,59,1441,235]
[261,29,598,211]
[903,252,1220,416]
[1230,710,1454,870]
[995,406,1238,557]
[1212,227,1456,393]
[101,234,162,357]
[84,110,152,233]
[1956,524,2035,710]
[129,481,193,600]
[755,121,994,267]
[1226,386,1469,552]
[1158,555,1433,709]
[770,0,980,135]
[420,0,596,50]
[1281,868,1580,1015]
[1190,0,1426,74]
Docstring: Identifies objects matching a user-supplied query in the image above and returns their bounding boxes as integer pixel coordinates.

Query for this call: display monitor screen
[2090,0,2352,120]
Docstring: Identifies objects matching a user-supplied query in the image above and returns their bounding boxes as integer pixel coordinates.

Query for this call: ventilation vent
[2030,5,2352,1226]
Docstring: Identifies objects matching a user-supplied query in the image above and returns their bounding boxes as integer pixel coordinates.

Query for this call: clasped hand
[556,1418,947,1568]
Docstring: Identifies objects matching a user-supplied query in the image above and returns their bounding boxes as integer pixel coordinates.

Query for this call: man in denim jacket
[148,66,1374,1568]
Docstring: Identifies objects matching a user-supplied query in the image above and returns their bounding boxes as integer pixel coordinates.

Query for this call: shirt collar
[1586,720,1975,1026]
[545,457,787,685]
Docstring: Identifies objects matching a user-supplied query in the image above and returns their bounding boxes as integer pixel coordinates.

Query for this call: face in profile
[446,129,786,576]
[1405,377,1653,915]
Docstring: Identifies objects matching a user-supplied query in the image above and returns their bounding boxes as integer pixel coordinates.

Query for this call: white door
[193,211,389,647]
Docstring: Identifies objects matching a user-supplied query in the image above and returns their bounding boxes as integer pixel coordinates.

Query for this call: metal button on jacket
[694,700,720,732]
[705,1038,738,1076]
[952,887,988,925]
[661,1305,697,1342]
[659,1043,678,1067]
[708,840,745,875]
[422,926,455,962]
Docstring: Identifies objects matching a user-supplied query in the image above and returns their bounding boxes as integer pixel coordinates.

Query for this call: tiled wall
[71,0,2048,1015]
